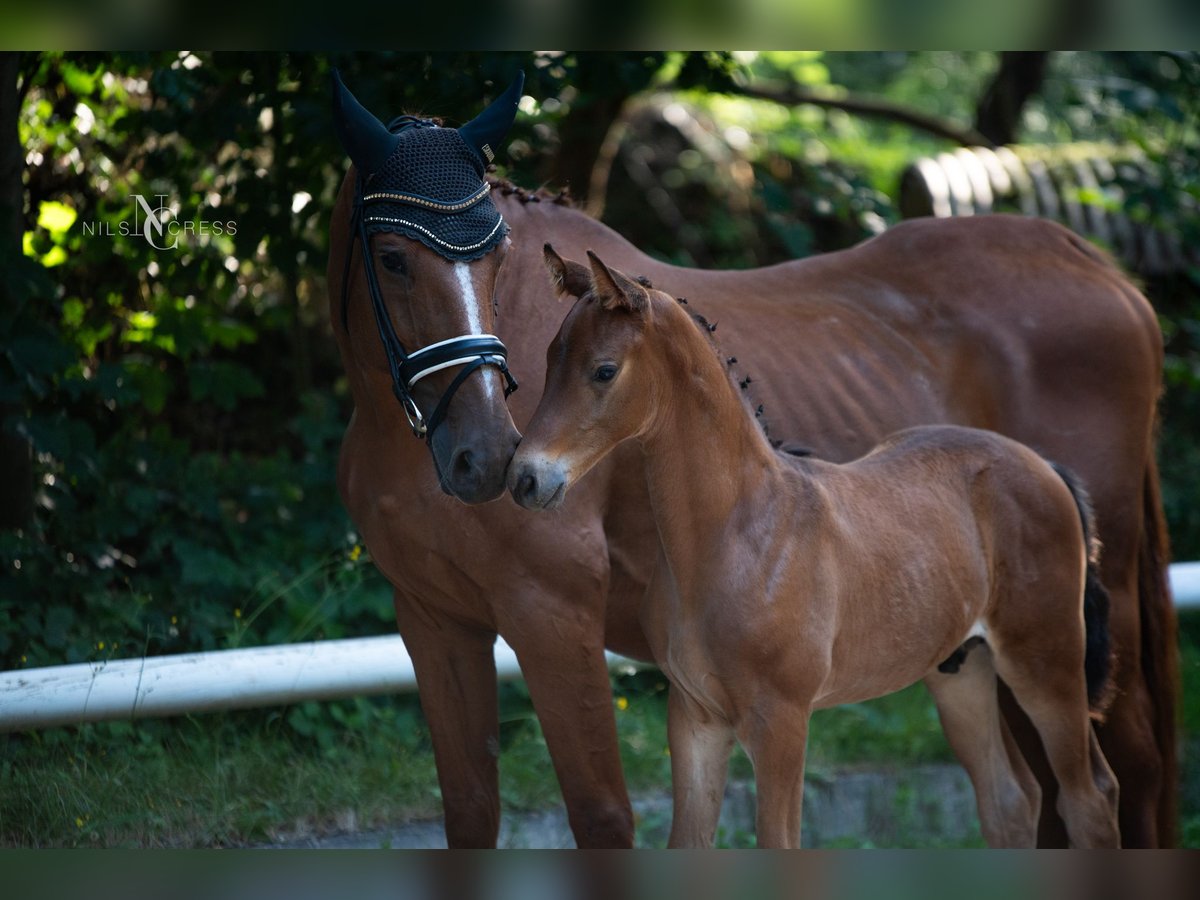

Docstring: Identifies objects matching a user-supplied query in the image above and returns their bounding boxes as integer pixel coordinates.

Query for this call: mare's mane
[487,175,574,207]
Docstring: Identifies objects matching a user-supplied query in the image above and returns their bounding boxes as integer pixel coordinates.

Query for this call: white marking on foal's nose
[453,261,497,401]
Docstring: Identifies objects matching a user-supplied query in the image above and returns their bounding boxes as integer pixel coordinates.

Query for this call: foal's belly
[811,586,987,708]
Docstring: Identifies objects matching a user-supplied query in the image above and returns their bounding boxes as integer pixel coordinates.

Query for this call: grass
[2,614,1197,848]
[0,701,441,847]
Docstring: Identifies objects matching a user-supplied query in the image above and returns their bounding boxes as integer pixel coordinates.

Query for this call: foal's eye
[594,364,618,383]
[380,250,407,274]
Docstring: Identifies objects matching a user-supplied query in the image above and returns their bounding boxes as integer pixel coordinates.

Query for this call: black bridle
[340,164,518,441]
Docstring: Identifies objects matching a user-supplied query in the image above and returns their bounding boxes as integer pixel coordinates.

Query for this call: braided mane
[487,176,574,206]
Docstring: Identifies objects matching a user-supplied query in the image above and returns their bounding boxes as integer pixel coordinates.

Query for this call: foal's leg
[393,590,502,848]
[666,688,736,848]
[924,647,1040,847]
[991,643,1121,848]
[739,699,812,849]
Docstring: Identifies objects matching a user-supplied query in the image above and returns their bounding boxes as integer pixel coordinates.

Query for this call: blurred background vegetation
[1,51,1198,847]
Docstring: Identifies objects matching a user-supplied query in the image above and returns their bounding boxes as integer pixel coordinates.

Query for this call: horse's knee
[570,800,635,849]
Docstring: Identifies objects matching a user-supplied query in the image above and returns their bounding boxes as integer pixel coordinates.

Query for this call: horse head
[329,70,524,504]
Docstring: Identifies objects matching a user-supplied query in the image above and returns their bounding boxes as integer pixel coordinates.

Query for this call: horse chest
[649,566,807,721]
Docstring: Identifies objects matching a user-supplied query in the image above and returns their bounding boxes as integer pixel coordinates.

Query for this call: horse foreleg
[393,590,501,848]
[504,614,635,848]
[666,687,735,848]
[924,648,1040,848]
[739,699,811,849]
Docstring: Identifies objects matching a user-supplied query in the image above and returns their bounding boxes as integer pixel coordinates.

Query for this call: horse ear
[543,244,591,299]
[331,68,400,176]
[586,251,649,314]
[458,71,525,166]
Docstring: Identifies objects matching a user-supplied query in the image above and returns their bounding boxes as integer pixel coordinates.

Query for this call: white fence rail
[2,563,1197,733]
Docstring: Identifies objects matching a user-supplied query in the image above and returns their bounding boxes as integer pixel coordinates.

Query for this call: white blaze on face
[453,261,497,401]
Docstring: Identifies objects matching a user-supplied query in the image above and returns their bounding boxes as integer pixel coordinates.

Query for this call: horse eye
[380,250,407,274]
[594,364,618,383]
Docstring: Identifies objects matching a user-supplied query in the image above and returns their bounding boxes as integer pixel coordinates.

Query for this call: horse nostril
[519,472,537,502]
[453,448,475,477]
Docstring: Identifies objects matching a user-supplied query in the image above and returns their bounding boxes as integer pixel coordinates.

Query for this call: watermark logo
[132,194,179,250]
[82,194,237,249]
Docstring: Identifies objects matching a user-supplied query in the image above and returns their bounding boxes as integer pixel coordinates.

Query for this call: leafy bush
[0,379,392,669]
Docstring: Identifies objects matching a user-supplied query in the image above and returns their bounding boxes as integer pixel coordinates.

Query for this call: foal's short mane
[651,286,784,447]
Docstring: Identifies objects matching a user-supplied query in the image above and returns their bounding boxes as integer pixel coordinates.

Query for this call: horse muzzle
[432,421,520,504]
[507,453,570,511]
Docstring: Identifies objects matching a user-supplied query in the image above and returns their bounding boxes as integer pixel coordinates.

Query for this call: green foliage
[0,388,391,667]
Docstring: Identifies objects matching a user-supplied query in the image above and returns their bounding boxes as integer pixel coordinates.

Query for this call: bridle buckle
[393,383,428,437]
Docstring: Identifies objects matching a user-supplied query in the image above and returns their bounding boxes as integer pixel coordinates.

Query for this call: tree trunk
[543,53,667,214]
[549,94,631,212]
[0,52,33,530]
[974,52,1050,146]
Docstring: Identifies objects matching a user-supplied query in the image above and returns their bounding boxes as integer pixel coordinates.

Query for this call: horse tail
[1048,462,1114,716]
[1137,452,1180,846]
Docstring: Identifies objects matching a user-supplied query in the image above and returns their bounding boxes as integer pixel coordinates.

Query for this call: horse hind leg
[990,635,1121,848]
[1082,564,1163,845]
[924,644,1041,847]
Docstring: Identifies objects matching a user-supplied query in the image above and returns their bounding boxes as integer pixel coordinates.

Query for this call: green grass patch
[0,700,440,848]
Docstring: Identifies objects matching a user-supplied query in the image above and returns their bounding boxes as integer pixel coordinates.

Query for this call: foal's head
[509,246,684,510]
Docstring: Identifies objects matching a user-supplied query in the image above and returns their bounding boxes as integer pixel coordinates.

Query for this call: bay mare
[328,179,1174,847]
[508,248,1121,848]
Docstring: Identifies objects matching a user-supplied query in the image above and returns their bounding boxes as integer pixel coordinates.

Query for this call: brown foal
[510,247,1121,849]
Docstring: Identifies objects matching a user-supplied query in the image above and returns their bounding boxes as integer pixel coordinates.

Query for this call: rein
[340,118,517,440]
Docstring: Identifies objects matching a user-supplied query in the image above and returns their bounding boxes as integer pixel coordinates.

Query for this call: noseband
[340,131,518,440]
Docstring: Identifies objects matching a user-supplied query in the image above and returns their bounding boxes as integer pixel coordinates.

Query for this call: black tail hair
[1049,462,1114,716]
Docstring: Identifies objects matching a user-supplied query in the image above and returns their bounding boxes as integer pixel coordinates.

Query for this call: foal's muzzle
[507,454,569,510]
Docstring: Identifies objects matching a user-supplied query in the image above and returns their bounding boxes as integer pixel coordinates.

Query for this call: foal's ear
[586,251,649,314]
[543,244,591,299]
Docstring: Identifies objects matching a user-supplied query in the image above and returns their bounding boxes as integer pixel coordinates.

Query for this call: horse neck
[638,304,786,590]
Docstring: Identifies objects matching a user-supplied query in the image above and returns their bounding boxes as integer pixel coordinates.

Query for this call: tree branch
[722,80,995,149]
